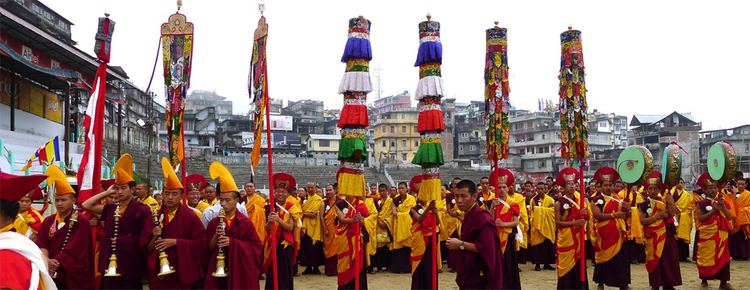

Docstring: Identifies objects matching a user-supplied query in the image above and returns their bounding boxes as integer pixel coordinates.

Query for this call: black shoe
[534,265,541,271]
[543,264,555,270]
[302,267,312,275]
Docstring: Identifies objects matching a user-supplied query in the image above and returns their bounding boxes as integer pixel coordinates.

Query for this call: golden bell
[157,251,176,276]
[103,254,121,277]
[211,252,228,277]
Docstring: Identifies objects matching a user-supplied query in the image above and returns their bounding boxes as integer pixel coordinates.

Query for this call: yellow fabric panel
[417,178,441,202]
[673,189,695,241]
[391,194,416,250]
[246,194,267,241]
[301,194,324,242]
[337,171,366,197]
[556,226,578,278]
[12,215,31,237]
[363,198,379,256]
[409,224,442,273]
[510,193,528,249]
[530,201,556,245]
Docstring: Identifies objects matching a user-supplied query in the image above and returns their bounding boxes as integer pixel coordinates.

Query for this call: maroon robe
[205,212,263,290]
[99,199,153,289]
[148,205,208,289]
[36,211,94,289]
[454,205,503,290]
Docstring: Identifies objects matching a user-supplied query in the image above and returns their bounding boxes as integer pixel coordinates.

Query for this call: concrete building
[304,134,340,160]
[283,99,324,134]
[453,101,487,165]
[1,1,158,174]
[699,124,750,175]
[372,109,420,167]
[629,112,702,182]
[371,91,411,116]
[185,90,232,120]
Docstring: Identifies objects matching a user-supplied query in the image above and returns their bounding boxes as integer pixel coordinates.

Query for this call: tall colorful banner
[77,15,114,203]
[484,22,511,163]
[161,12,194,171]
[249,16,269,169]
[558,27,589,161]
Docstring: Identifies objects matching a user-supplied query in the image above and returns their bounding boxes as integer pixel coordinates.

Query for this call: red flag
[77,16,114,203]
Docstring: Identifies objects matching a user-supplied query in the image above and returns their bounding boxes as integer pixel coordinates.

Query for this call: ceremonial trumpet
[104,204,121,277]
[211,208,228,277]
[153,209,176,276]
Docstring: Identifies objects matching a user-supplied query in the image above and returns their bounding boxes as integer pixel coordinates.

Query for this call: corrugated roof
[308,134,340,140]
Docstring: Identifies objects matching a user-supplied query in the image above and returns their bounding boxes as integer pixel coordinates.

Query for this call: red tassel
[417,110,445,133]
[338,104,368,128]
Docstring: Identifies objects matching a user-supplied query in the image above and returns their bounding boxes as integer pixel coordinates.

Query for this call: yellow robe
[12,214,31,238]
[377,197,395,248]
[245,194,268,242]
[556,192,590,278]
[323,199,338,260]
[508,193,528,250]
[727,189,750,236]
[363,198,379,256]
[139,195,160,212]
[529,194,556,246]
[390,194,416,250]
[194,201,210,213]
[301,194,324,243]
[672,188,695,242]
[438,198,462,241]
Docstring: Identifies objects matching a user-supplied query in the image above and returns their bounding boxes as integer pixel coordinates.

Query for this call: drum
[707,142,737,183]
[617,145,654,185]
[661,144,682,187]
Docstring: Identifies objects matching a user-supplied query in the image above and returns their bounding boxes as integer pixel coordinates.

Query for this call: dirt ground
[293,260,750,290]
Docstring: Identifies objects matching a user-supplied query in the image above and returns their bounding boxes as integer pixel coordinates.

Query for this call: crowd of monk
[1,154,748,290]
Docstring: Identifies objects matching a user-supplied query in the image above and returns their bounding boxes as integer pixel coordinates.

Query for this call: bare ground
[293,260,750,290]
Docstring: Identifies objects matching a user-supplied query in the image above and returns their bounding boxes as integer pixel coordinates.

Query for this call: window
[402,140,407,147]
[391,141,396,147]
[459,145,464,152]
[745,142,749,153]
[470,145,476,151]
[402,153,408,161]
[599,121,607,127]
[414,141,419,146]
[382,140,386,147]
[390,126,394,133]
[382,127,386,133]
[519,148,526,154]
[402,126,406,133]
[542,134,546,140]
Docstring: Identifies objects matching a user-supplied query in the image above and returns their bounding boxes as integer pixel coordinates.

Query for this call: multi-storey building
[628,112,702,182]
[371,91,411,117]
[372,109,420,167]
[700,124,750,176]
[184,90,232,120]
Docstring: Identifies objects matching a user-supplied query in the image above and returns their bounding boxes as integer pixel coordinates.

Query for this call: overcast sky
[45,0,749,131]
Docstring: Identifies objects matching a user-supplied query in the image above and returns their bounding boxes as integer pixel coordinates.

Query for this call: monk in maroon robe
[37,166,94,289]
[82,154,153,289]
[446,179,503,290]
[205,162,263,289]
[148,159,208,289]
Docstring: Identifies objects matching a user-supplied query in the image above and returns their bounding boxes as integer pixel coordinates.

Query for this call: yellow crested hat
[112,154,135,185]
[209,161,239,193]
[161,157,183,190]
[45,165,75,196]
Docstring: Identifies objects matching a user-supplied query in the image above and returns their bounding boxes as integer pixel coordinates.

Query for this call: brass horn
[211,208,228,277]
[104,204,121,277]
[153,209,176,276]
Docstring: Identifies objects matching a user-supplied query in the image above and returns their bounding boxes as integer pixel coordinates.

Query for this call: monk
[0,172,56,290]
[147,158,208,289]
[410,176,441,290]
[205,185,218,206]
[18,191,44,241]
[390,181,416,273]
[82,154,153,289]
[554,168,590,290]
[671,178,695,261]
[264,173,302,290]
[638,172,681,289]
[590,167,631,290]
[479,177,495,211]
[36,166,94,289]
[300,184,324,274]
[334,194,370,289]
[489,168,521,289]
[728,174,750,260]
[243,181,268,240]
[695,173,733,289]
[186,174,211,214]
[323,185,340,276]
[363,188,380,274]
[136,182,160,212]
[528,181,556,271]
[446,179,503,290]
[372,183,392,272]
